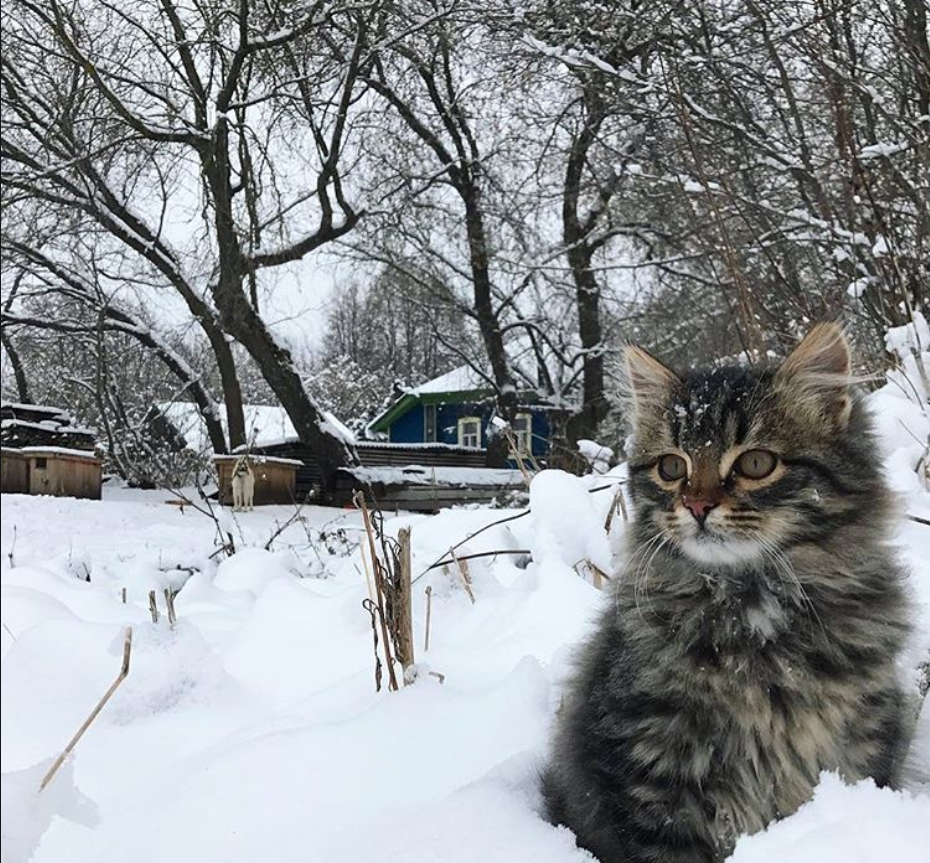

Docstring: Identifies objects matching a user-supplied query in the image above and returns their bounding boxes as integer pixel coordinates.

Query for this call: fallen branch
[39,627,133,792]
[425,548,531,573]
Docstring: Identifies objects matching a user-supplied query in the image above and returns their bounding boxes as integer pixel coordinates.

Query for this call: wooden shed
[1,447,29,494]
[20,447,102,500]
[214,455,301,506]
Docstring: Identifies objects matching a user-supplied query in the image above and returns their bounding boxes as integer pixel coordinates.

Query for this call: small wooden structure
[1,447,29,494]
[1,403,102,500]
[22,447,102,500]
[214,455,301,506]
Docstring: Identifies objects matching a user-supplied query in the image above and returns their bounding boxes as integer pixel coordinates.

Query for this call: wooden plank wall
[1,449,28,493]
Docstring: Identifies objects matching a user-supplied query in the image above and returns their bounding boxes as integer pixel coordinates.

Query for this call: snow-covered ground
[2,370,928,862]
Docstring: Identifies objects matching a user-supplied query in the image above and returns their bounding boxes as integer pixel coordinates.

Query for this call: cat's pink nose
[683,497,717,522]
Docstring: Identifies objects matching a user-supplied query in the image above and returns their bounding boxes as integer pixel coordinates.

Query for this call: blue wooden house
[367,366,553,460]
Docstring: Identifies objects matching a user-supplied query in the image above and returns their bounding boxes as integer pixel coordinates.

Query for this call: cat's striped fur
[542,325,911,862]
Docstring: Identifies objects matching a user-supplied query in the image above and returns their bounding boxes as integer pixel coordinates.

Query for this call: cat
[231,455,255,512]
[542,323,911,863]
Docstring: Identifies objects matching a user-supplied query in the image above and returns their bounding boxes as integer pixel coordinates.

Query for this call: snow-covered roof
[0,402,68,416]
[408,365,491,396]
[157,402,355,452]
[20,446,101,461]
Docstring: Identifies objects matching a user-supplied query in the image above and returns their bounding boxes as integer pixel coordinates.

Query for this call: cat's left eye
[734,449,777,479]
[658,453,688,481]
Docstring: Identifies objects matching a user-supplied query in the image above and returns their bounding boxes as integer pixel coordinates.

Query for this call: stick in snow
[424,586,433,653]
[39,627,133,792]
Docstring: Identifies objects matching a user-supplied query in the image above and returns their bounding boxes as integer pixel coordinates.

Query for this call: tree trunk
[211,284,357,494]
[201,118,357,498]
[207,329,246,449]
[562,89,608,445]
[462,192,518,467]
[0,329,31,403]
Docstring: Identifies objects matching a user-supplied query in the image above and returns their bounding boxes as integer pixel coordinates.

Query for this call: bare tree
[2,0,373,494]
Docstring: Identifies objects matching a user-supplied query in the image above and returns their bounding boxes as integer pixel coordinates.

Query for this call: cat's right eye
[657,453,687,481]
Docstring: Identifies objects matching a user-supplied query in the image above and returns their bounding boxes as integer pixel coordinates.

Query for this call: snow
[0,403,67,417]
[727,774,928,863]
[19,447,100,460]
[1,356,928,863]
[214,454,303,467]
[409,364,489,395]
[577,439,613,473]
[1,758,97,863]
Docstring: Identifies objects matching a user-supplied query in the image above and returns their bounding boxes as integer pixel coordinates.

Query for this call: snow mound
[727,773,928,863]
[529,469,612,573]
[1,758,97,863]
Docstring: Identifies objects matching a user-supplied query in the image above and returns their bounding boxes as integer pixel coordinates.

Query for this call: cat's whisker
[626,528,668,623]
[757,537,828,647]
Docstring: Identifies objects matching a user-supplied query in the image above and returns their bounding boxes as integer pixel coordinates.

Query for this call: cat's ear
[775,323,853,430]
[622,345,679,422]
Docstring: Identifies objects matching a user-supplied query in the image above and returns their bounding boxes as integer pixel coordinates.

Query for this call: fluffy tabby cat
[542,324,911,863]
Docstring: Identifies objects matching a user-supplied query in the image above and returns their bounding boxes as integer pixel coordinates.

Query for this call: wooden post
[148,591,159,624]
[120,587,127,604]
[395,527,415,676]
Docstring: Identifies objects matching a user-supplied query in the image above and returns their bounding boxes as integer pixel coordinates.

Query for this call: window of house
[511,413,532,455]
[34,457,48,469]
[424,404,437,442]
[457,416,481,449]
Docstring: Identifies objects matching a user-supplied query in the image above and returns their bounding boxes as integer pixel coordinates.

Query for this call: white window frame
[511,412,532,455]
[457,416,482,449]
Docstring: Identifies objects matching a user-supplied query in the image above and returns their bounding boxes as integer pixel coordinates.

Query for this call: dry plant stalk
[356,492,400,692]
[603,485,629,533]
[39,627,133,792]
[358,534,376,603]
[147,591,159,623]
[424,585,433,653]
[576,558,611,590]
[449,548,476,604]
[163,589,177,627]
[501,425,532,485]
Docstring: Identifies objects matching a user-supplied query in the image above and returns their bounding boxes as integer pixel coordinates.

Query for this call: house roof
[367,365,496,434]
[409,365,490,395]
